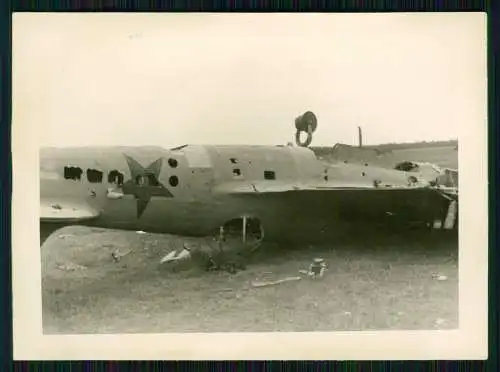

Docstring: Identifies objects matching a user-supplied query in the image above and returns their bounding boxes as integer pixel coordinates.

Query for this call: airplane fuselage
[40,144,455,246]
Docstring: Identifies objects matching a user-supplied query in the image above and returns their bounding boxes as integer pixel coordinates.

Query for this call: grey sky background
[13,13,486,148]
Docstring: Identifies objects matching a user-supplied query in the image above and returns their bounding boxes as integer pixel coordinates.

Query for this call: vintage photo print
[12,12,487,360]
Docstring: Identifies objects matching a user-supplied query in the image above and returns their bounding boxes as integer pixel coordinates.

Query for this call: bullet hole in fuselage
[394,161,418,172]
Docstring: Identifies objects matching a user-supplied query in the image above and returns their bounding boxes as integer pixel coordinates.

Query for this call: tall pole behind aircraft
[358,126,363,148]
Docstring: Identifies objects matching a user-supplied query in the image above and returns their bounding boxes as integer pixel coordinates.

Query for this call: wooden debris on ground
[111,249,134,262]
[55,262,88,271]
[250,276,302,288]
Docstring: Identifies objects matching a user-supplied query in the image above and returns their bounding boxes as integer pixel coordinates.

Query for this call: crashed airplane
[39,111,458,248]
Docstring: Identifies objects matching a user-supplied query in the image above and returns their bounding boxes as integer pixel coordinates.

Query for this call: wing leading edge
[40,199,101,223]
[217,182,457,227]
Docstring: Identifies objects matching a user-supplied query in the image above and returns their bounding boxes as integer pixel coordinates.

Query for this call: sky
[13,12,486,148]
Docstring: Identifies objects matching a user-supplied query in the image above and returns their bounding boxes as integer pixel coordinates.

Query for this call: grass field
[42,226,458,334]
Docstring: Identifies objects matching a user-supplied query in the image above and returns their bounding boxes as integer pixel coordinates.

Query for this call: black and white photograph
[12,12,487,360]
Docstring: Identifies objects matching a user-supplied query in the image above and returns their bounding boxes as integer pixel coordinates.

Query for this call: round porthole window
[169,175,179,187]
[168,158,178,168]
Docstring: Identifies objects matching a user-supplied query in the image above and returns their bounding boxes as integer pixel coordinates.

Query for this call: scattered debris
[56,262,87,271]
[299,258,328,278]
[111,251,120,262]
[251,276,302,288]
[343,311,352,316]
[205,257,245,274]
[219,288,236,292]
[111,249,133,262]
[432,273,448,281]
[158,240,248,274]
[434,318,446,326]
[160,248,191,264]
[309,258,327,278]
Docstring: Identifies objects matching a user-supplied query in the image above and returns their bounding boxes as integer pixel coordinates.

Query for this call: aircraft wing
[216,181,458,204]
[214,181,456,225]
[214,181,454,195]
[40,169,101,223]
[40,198,101,223]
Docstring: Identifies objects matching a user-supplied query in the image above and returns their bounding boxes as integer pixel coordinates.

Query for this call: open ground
[42,225,458,334]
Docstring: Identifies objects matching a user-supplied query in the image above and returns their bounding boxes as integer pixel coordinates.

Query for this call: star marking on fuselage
[121,154,173,218]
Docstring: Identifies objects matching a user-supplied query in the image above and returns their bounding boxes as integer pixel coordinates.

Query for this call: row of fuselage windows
[64,166,178,187]
[65,160,278,185]
[64,166,128,185]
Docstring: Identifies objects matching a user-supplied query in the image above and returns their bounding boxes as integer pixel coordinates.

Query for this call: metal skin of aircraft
[39,112,458,248]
